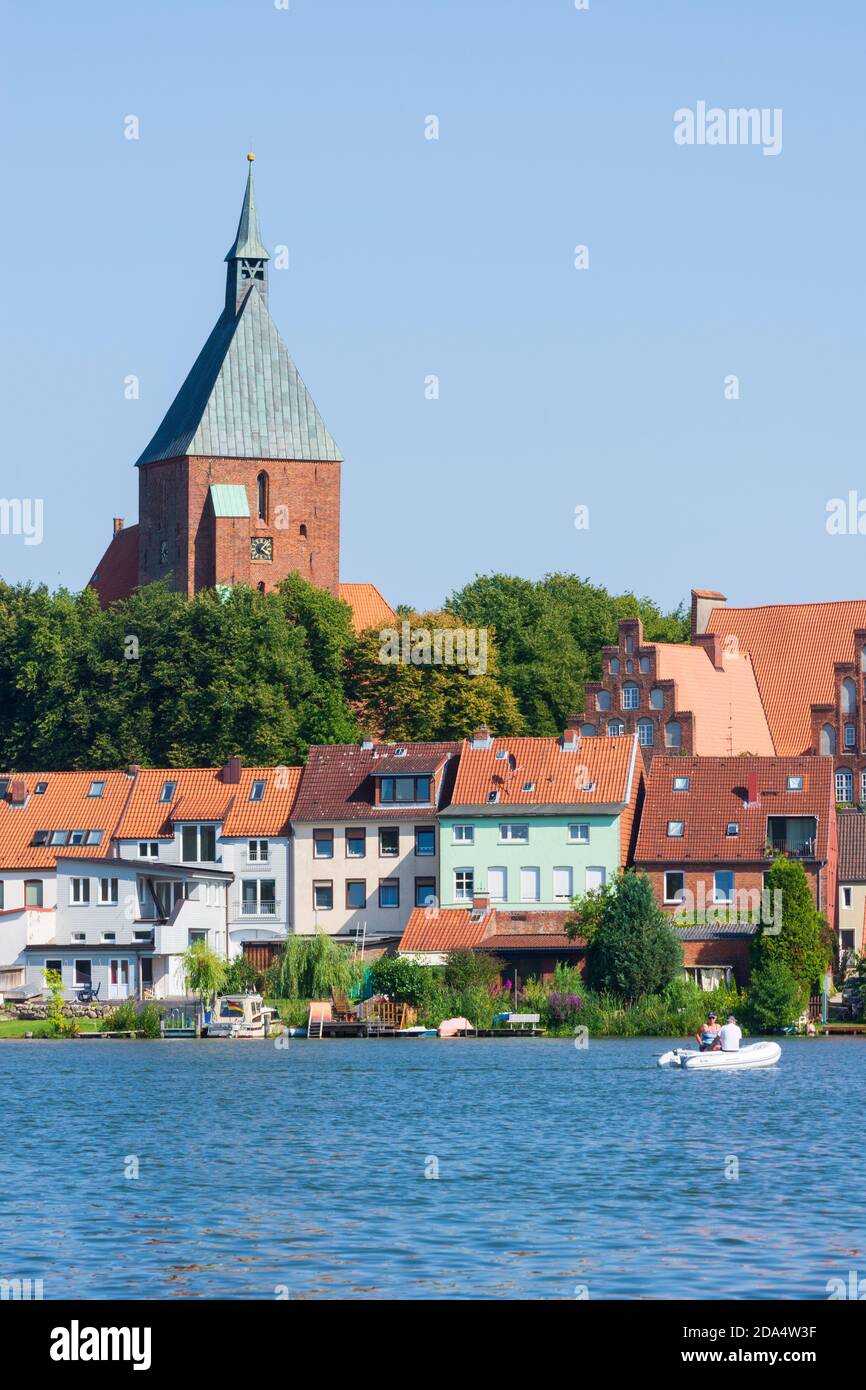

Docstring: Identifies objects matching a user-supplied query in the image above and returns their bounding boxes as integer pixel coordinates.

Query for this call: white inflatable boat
[658,1041,781,1070]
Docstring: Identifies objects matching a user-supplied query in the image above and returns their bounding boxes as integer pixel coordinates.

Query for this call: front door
[109,959,130,999]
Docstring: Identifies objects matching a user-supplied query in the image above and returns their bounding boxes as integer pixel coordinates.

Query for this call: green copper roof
[135,286,342,465]
[225,162,269,262]
[209,483,250,517]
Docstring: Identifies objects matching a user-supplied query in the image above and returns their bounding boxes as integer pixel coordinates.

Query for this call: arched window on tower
[820,723,836,755]
[841,677,856,715]
[257,472,269,522]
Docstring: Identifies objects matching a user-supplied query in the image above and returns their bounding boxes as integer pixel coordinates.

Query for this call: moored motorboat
[658,1041,781,1070]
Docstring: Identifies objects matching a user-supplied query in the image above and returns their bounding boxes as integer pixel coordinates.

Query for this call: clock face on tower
[250,536,273,562]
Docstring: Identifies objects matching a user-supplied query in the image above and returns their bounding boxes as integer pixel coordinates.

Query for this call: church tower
[134,155,341,598]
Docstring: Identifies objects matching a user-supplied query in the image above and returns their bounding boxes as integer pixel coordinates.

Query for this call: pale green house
[438,728,641,910]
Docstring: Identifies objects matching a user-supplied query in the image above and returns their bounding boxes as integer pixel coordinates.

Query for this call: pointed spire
[225,154,269,262]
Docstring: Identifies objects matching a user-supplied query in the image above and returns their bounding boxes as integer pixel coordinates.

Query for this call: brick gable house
[89,157,394,634]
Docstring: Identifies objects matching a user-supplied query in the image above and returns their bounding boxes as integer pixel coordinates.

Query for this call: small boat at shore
[207,993,277,1039]
[658,1041,781,1070]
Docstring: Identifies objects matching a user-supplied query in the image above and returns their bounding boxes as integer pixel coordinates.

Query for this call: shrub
[548,991,583,1025]
[271,933,354,1000]
[745,959,806,1031]
[444,950,504,993]
[102,999,140,1032]
[369,954,437,1007]
[221,956,262,994]
[582,872,683,1000]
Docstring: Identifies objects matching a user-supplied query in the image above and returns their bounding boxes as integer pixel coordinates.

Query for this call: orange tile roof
[633,755,835,863]
[653,642,774,755]
[0,771,134,869]
[399,906,581,954]
[706,600,866,755]
[292,742,458,822]
[449,734,636,808]
[339,583,397,634]
[116,766,302,839]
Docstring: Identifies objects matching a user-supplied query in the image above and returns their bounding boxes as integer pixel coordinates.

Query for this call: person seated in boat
[718,1014,742,1051]
[695,1012,721,1051]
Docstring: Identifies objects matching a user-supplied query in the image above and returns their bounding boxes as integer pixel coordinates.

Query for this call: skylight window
[249,779,266,802]
[34,782,48,795]
[787,776,803,792]
[726,822,739,837]
[487,791,500,803]
[86,829,103,845]
[394,748,407,758]
[69,830,86,845]
[88,780,105,798]
[50,830,69,845]
[667,820,685,838]
[522,781,535,793]
[0,779,9,798]
[32,830,49,846]
[159,780,177,804]
[672,777,690,792]
[495,749,508,761]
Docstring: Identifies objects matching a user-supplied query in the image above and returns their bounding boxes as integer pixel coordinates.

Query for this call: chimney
[746,770,759,807]
[470,725,493,750]
[221,755,242,785]
[113,518,124,535]
[360,733,374,751]
[693,632,724,670]
[126,764,141,779]
[561,728,580,751]
[8,778,27,805]
[691,588,727,639]
[472,890,490,912]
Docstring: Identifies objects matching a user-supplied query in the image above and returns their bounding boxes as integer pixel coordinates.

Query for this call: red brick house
[633,756,838,951]
[399,893,583,987]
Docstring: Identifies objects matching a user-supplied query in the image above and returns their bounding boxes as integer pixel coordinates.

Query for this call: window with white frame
[842,886,853,909]
[664,871,685,903]
[713,871,735,904]
[160,780,177,803]
[138,841,159,858]
[181,825,217,861]
[499,824,529,843]
[607,719,624,737]
[622,684,639,710]
[98,877,119,905]
[247,838,269,863]
[519,867,540,902]
[454,869,474,902]
[88,780,105,798]
[487,867,507,902]
[69,877,90,905]
[637,718,654,747]
[861,770,866,804]
[568,823,590,844]
[553,866,573,900]
[836,769,854,803]
[667,820,685,838]
[787,775,803,791]
[845,723,857,749]
[452,824,474,844]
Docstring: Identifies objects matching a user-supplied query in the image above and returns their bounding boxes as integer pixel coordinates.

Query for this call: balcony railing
[767,838,816,859]
[232,899,280,919]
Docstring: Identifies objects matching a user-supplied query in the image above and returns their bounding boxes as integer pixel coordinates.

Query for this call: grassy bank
[0,1018,105,1038]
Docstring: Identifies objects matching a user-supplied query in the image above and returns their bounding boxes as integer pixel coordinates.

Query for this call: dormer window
[160,780,177,804]
[249,779,266,802]
[88,780,105,798]
[379,775,432,805]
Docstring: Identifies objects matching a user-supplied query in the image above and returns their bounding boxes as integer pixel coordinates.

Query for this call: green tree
[181,941,227,1010]
[751,857,831,994]
[446,572,688,735]
[369,954,437,1007]
[745,958,806,1031]
[568,871,683,1001]
[345,609,523,741]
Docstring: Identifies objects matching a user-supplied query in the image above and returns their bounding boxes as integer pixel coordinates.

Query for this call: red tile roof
[705,600,866,755]
[89,524,139,607]
[0,772,134,869]
[634,755,835,863]
[339,583,397,634]
[116,766,301,839]
[292,743,459,822]
[838,811,866,881]
[449,734,637,808]
[399,905,581,954]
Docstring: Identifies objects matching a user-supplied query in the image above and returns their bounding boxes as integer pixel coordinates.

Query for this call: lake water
[1,1035,863,1300]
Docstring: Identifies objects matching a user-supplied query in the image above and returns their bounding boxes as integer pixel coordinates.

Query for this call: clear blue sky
[4,0,865,614]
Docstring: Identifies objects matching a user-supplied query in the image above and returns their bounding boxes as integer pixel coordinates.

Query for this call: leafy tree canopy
[567,870,683,1001]
[751,856,831,992]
